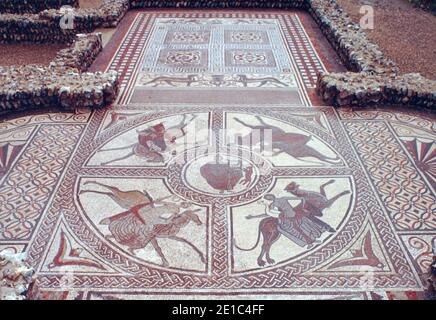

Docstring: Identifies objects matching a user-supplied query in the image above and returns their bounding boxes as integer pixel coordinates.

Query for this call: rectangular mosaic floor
[104,11,333,107]
[1,10,434,300]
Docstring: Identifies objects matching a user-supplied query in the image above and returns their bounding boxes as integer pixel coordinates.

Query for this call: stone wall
[307,0,435,109]
[0,34,119,114]
[317,72,436,108]
[51,33,104,72]
[0,14,79,43]
[0,0,130,44]
[41,0,130,29]
[308,0,397,74]
[0,0,79,14]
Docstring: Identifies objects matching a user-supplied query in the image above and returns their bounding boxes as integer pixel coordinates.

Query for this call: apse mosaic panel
[103,11,330,106]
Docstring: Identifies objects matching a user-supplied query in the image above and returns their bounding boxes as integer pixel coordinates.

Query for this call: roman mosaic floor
[1,10,435,300]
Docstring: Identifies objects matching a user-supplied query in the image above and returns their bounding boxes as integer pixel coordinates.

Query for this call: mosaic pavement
[0,10,435,300]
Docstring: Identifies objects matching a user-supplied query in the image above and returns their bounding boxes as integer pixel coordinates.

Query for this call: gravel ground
[0,44,66,66]
[336,0,436,79]
[79,0,103,8]
[0,0,102,66]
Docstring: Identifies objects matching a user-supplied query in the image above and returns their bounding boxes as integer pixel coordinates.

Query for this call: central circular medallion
[183,152,260,196]
[167,146,273,204]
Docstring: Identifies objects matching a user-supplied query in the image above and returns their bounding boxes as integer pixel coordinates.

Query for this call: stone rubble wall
[317,72,436,108]
[0,13,79,43]
[40,0,130,29]
[0,0,79,14]
[307,0,435,109]
[0,0,130,44]
[0,34,119,114]
[51,33,104,72]
[308,0,398,74]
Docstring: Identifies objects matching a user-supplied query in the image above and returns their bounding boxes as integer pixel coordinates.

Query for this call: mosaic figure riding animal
[284,180,351,217]
[100,114,197,165]
[235,180,348,267]
[234,116,340,164]
[80,181,204,267]
[101,207,204,267]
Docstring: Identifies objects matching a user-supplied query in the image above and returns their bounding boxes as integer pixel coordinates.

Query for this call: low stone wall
[0,0,130,44]
[51,33,104,72]
[130,0,307,9]
[41,0,130,29]
[0,34,119,114]
[0,0,79,14]
[317,72,436,108]
[308,0,397,74]
[308,0,435,109]
[0,14,78,43]
[0,66,119,113]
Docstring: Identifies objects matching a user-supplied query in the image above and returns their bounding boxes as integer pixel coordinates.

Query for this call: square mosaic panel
[164,29,211,45]
[224,30,270,44]
[156,49,209,72]
[224,49,277,68]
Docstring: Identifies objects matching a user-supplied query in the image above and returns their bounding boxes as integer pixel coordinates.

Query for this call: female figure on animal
[235,187,339,267]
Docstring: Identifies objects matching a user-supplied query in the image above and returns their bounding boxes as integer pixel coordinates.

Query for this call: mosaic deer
[234,116,340,164]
